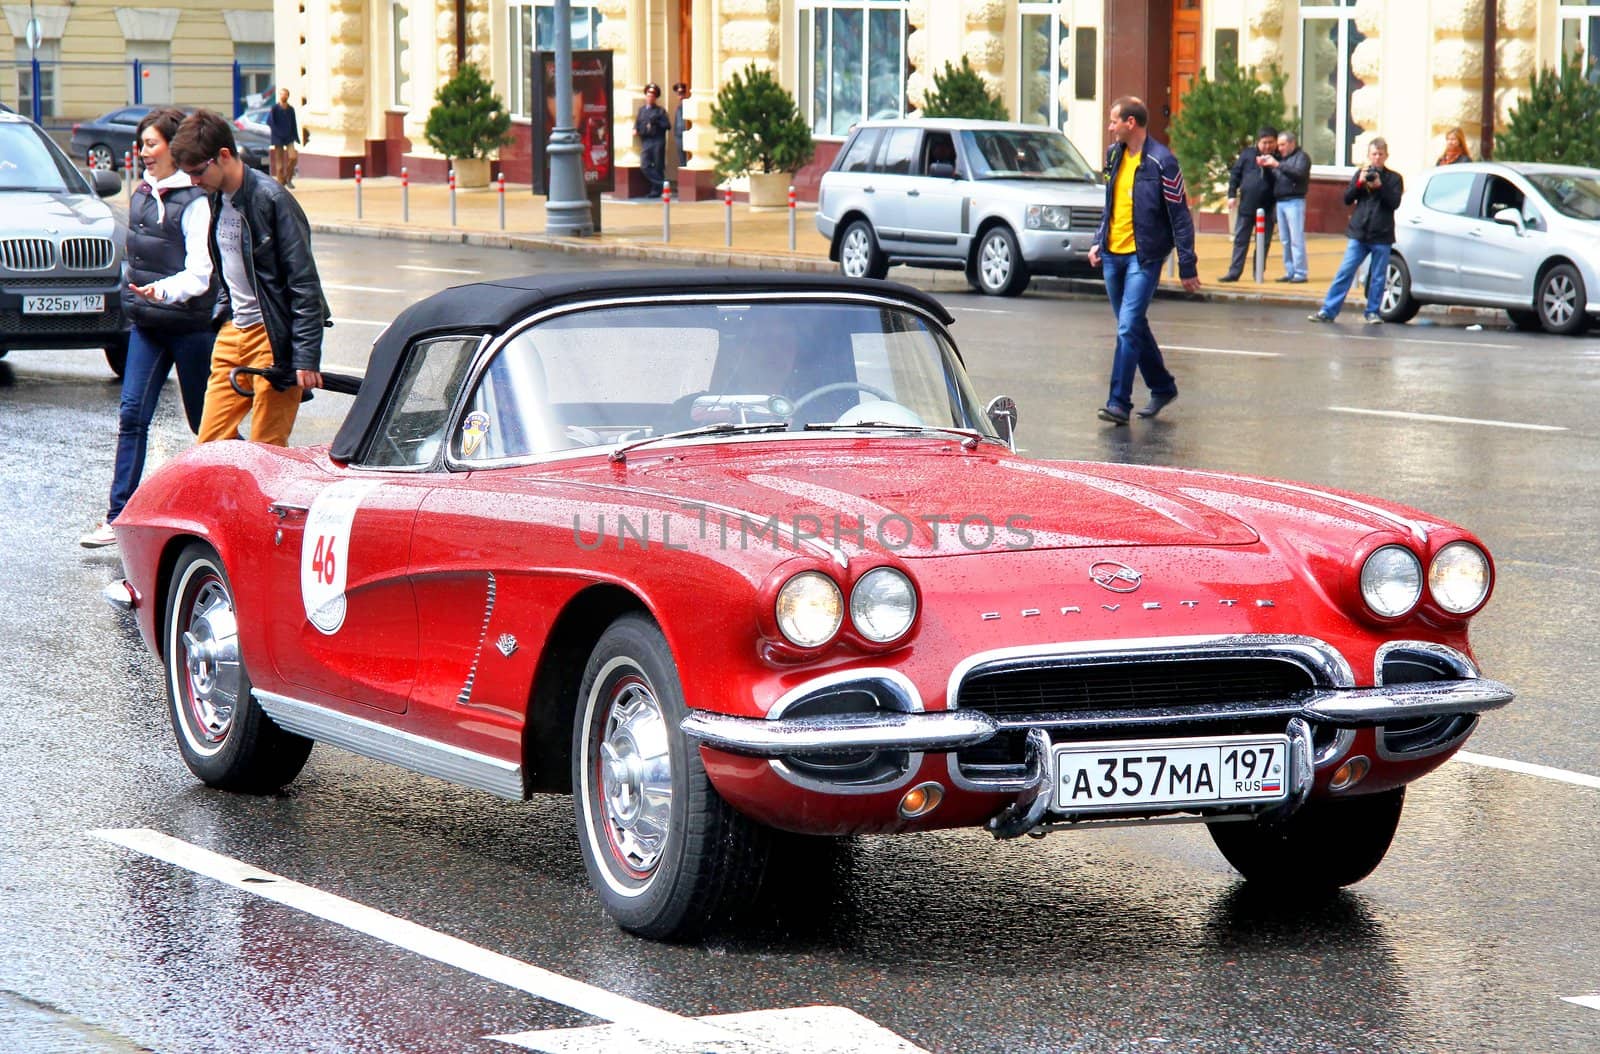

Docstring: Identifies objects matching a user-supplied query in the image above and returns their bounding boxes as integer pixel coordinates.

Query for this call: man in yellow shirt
[1088,97,1201,424]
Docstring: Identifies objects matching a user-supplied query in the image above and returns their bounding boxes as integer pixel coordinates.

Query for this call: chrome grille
[1,238,56,271]
[1068,207,1103,232]
[958,658,1314,717]
[60,237,115,271]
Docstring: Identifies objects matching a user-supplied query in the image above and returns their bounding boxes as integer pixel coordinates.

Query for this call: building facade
[285,1,1600,225]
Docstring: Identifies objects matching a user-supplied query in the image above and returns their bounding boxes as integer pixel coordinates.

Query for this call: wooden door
[1169,0,1203,119]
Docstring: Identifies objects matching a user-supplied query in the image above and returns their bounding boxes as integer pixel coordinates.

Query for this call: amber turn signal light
[1330,755,1371,792]
[898,782,945,819]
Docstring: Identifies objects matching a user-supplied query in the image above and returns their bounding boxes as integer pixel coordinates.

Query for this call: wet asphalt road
[2,236,1598,1053]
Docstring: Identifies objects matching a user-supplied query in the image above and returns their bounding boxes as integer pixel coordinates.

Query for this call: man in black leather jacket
[170,109,331,445]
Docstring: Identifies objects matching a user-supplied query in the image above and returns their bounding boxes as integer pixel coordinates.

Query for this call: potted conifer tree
[710,63,815,206]
[424,62,514,188]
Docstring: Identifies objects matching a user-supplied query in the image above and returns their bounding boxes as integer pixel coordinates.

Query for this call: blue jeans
[107,325,214,521]
[1101,252,1176,414]
[1276,198,1308,279]
[1320,239,1392,319]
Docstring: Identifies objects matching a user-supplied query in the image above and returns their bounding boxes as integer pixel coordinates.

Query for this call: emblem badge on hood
[1089,560,1143,593]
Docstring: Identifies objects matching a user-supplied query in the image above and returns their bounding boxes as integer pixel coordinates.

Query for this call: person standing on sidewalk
[1264,130,1311,283]
[267,88,299,188]
[671,82,690,168]
[169,110,330,446]
[1309,137,1403,326]
[1218,127,1278,283]
[1088,96,1201,426]
[635,83,669,198]
[80,108,217,549]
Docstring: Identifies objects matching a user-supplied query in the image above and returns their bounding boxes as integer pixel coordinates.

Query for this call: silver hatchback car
[816,118,1103,296]
[1384,161,1600,334]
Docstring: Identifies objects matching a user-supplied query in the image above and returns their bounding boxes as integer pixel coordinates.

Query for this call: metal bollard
[497,171,506,230]
[401,166,409,223]
[1253,207,1266,283]
[1168,250,1177,278]
[354,163,363,220]
[662,181,672,243]
[449,168,457,226]
[124,150,134,197]
[787,184,796,251]
[724,186,733,247]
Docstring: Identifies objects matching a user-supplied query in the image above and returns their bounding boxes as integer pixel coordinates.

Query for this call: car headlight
[1360,545,1423,617]
[1025,204,1071,230]
[849,567,917,643]
[1428,541,1491,614]
[775,571,843,647]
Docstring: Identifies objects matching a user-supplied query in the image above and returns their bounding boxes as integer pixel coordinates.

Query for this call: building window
[797,0,910,137]
[1017,2,1068,130]
[127,41,172,105]
[507,1,603,118]
[1300,0,1365,169]
[1560,2,1600,76]
[14,40,59,118]
[390,2,409,108]
[235,43,274,105]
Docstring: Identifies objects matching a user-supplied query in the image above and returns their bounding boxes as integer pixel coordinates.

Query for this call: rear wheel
[1379,255,1421,323]
[971,225,1030,296]
[164,543,313,792]
[86,143,115,172]
[1537,263,1587,334]
[572,613,771,940]
[837,219,888,280]
[1207,788,1405,889]
[1506,308,1542,331]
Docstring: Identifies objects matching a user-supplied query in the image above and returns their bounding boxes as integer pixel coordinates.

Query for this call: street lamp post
[545,0,594,235]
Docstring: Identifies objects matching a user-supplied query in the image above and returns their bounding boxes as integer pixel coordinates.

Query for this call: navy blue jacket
[1093,136,1198,280]
[267,102,298,147]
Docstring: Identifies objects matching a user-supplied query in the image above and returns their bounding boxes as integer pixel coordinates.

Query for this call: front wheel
[1537,263,1588,335]
[971,226,1030,296]
[837,219,888,280]
[1379,256,1421,323]
[572,614,770,940]
[164,543,313,792]
[105,334,128,380]
[1207,788,1405,889]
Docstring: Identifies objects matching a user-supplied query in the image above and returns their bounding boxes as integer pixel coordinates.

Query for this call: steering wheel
[786,381,895,430]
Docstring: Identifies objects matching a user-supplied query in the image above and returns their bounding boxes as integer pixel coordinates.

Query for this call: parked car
[0,111,127,376]
[1383,161,1600,333]
[817,118,1104,296]
[108,271,1511,940]
[234,104,270,139]
[71,104,269,174]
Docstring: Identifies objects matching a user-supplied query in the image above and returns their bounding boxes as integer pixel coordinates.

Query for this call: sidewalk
[287,176,1362,305]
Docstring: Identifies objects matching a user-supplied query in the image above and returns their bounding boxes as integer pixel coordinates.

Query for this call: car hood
[6,191,116,233]
[574,443,1261,558]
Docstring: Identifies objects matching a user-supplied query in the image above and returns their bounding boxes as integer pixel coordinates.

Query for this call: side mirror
[91,168,122,198]
[985,395,1018,451]
[1492,207,1525,234]
[928,161,957,180]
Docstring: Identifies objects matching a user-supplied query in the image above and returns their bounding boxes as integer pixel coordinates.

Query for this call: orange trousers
[197,321,302,446]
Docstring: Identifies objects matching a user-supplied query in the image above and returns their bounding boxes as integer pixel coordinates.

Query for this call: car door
[819,125,882,228]
[1459,173,1544,303]
[899,129,967,260]
[868,126,921,250]
[1404,169,1479,299]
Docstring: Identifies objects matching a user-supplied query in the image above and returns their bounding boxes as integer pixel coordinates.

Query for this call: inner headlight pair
[1359,541,1490,618]
[1025,204,1072,230]
[775,568,917,647]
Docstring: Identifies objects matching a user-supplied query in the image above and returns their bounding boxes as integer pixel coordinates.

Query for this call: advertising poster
[531,50,614,196]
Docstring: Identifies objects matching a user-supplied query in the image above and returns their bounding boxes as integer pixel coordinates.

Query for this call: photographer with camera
[1308,137,1404,325]
[1218,127,1279,283]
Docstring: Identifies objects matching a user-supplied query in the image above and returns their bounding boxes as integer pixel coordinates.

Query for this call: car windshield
[961,129,1097,181]
[1526,172,1600,221]
[452,298,997,462]
[0,122,86,193]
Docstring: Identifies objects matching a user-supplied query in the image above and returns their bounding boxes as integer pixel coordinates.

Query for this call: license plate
[1053,733,1290,813]
[22,294,104,314]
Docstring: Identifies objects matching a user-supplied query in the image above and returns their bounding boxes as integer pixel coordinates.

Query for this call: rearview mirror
[90,168,122,198]
[1492,207,1525,234]
[985,395,1018,451]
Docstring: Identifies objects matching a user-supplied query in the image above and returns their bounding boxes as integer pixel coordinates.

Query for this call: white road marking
[324,282,403,294]
[329,317,389,327]
[1163,344,1281,358]
[89,829,747,1048]
[948,306,1010,315]
[396,264,482,275]
[494,1006,930,1054]
[1453,752,1600,791]
[1562,995,1600,1012]
[1328,406,1566,432]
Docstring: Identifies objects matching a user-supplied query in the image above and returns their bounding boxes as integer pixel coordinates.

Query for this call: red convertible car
[109,271,1511,940]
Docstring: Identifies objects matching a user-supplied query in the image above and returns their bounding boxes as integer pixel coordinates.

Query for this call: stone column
[958,0,1004,100]
[1426,0,1485,160]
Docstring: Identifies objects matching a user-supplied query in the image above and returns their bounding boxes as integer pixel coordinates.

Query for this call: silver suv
[816,118,1103,296]
[0,112,127,375]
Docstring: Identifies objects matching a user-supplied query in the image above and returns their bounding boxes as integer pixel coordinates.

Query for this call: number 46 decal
[301,481,379,634]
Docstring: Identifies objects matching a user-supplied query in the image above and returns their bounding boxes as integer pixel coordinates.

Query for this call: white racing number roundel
[301,480,380,634]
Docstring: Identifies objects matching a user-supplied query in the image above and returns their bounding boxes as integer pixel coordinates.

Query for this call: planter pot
[748,171,793,208]
[453,157,491,189]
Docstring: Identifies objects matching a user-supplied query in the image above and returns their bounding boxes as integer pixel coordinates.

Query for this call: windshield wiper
[801,422,997,449]
[609,422,788,463]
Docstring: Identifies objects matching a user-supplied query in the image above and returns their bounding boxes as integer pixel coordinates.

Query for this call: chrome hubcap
[980,234,1012,288]
[1543,275,1576,326]
[598,677,673,876]
[841,228,870,276]
[1381,265,1402,313]
[89,146,113,170]
[181,579,241,744]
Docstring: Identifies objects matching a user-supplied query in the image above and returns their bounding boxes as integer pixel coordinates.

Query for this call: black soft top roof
[330,270,956,462]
